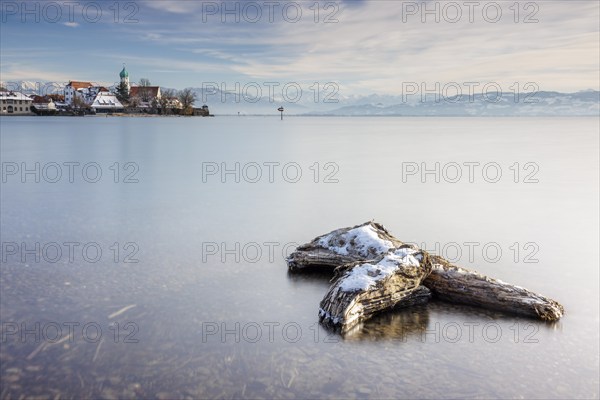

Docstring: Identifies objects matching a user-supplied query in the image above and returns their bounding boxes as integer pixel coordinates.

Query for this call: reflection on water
[342,306,430,341]
[1,116,598,399]
[285,268,335,287]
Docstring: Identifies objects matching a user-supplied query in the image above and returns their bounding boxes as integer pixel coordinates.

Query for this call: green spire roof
[120,65,128,78]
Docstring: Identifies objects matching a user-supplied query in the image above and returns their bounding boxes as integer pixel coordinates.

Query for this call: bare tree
[151,97,159,113]
[72,92,87,109]
[138,78,152,102]
[159,88,176,115]
[178,88,197,115]
[129,96,141,109]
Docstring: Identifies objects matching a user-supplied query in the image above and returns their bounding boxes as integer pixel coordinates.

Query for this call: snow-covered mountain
[305,91,600,116]
[1,80,67,94]
[190,88,599,116]
[0,80,110,95]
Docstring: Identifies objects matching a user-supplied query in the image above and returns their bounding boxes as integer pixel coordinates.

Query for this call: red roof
[130,86,161,98]
[31,95,50,103]
[67,81,93,90]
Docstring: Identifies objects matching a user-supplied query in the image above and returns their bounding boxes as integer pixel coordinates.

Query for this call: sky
[1,0,599,97]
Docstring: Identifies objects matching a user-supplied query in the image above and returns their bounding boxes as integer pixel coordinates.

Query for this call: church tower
[119,64,130,94]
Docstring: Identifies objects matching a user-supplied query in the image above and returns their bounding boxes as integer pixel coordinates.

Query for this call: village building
[91,92,124,113]
[164,97,183,110]
[0,90,34,115]
[130,85,162,101]
[193,105,211,116]
[129,86,162,110]
[64,81,93,104]
[31,95,57,115]
[64,81,115,106]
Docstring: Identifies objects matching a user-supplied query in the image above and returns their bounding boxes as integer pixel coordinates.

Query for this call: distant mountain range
[178,87,600,116]
[305,90,600,117]
[2,81,598,116]
[1,80,77,94]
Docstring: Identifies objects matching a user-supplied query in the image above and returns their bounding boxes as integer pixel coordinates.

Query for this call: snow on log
[287,221,401,271]
[318,247,432,332]
[288,221,564,322]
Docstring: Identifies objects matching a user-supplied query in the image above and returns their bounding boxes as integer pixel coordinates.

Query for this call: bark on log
[321,285,432,335]
[318,248,432,332]
[426,256,564,321]
[288,221,564,322]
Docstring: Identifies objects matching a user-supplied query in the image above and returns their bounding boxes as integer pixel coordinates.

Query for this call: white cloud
[141,0,202,14]
[0,63,74,83]
[218,1,599,93]
[63,22,79,28]
[125,1,598,92]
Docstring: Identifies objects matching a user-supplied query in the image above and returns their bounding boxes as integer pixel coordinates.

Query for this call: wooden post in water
[278,106,284,120]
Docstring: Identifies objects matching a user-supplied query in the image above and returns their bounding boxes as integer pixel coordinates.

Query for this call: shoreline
[0,113,213,118]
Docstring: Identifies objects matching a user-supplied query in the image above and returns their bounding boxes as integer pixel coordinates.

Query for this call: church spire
[119,63,130,94]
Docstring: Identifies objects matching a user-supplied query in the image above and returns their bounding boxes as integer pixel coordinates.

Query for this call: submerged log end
[425,259,565,322]
[531,297,564,321]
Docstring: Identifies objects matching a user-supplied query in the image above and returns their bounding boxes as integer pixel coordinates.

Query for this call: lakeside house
[64,81,112,106]
[0,90,33,115]
[129,85,163,111]
[63,80,124,113]
[91,92,124,113]
[64,81,93,104]
[31,95,57,115]
[193,105,210,116]
[130,85,161,101]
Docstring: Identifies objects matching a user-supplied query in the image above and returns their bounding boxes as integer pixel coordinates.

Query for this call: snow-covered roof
[0,91,32,101]
[91,93,124,109]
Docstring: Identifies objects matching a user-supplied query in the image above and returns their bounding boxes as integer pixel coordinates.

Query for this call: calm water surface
[1,116,598,399]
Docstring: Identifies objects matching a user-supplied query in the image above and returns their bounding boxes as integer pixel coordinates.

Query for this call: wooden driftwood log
[425,256,564,321]
[319,248,432,331]
[288,221,564,328]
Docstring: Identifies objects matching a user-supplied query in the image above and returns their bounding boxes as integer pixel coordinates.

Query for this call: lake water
[0,116,598,399]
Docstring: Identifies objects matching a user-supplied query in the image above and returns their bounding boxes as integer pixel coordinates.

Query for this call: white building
[64,81,114,106]
[31,97,57,115]
[0,91,33,115]
[64,81,93,104]
[91,92,124,113]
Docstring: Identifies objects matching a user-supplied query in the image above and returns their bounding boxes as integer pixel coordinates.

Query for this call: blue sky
[1,0,598,95]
